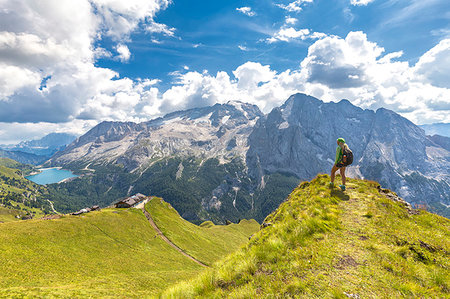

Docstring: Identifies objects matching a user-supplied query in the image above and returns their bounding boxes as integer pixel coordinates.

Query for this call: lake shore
[27,167,63,176]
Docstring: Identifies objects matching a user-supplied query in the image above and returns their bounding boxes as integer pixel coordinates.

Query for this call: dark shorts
[336,163,345,168]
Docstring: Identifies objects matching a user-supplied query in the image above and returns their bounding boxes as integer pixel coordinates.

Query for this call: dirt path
[141,205,208,268]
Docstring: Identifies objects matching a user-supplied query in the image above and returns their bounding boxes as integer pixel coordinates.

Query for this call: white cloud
[238,45,249,51]
[276,0,313,12]
[413,39,450,88]
[350,0,375,6]
[0,0,171,125]
[298,32,450,124]
[116,44,131,62]
[146,22,176,36]
[0,64,41,99]
[285,16,298,25]
[267,27,327,43]
[267,13,327,43]
[236,7,256,17]
[90,0,171,40]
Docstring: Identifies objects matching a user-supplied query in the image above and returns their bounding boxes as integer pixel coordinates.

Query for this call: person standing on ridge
[330,138,351,191]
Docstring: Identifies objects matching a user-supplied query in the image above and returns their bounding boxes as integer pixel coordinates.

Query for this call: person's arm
[335,146,342,164]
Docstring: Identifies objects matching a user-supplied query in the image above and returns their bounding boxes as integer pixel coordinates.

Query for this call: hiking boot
[339,185,346,191]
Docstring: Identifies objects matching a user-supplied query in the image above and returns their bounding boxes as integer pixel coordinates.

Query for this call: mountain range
[420,123,450,138]
[0,133,77,161]
[45,93,450,221]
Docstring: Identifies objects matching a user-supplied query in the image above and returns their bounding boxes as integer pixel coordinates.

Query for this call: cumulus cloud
[276,0,313,12]
[413,39,450,89]
[116,44,131,62]
[299,32,450,123]
[350,0,375,6]
[91,0,171,40]
[236,7,256,17]
[0,0,171,123]
[301,31,385,88]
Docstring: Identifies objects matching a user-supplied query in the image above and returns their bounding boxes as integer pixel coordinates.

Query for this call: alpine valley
[44,93,450,222]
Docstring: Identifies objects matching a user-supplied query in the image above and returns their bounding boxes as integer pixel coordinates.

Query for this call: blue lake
[25,168,78,185]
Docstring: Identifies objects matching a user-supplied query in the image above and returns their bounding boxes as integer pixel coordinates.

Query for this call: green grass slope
[163,175,450,298]
[147,198,260,266]
[0,157,36,175]
[0,200,259,297]
[0,158,49,221]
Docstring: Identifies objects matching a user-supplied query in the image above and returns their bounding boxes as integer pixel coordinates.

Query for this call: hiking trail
[141,201,208,268]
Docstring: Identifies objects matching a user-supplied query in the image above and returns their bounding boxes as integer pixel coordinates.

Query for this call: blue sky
[0,0,449,143]
[97,0,449,83]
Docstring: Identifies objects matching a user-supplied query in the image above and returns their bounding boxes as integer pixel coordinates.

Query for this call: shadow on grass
[330,189,350,201]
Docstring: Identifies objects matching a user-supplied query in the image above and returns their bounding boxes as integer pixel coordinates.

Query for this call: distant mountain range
[0,133,77,165]
[46,94,450,221]
[1,133,77,157]
[420,123,450,137]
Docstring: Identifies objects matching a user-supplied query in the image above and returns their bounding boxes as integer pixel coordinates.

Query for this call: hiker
[330,138,351,191]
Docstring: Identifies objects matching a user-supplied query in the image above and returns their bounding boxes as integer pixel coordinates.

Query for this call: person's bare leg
[340,167,346,185]
[331,165,338,184]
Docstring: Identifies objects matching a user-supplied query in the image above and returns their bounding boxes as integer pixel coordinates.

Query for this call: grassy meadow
[0,200,258,297]
[162,174,450,298]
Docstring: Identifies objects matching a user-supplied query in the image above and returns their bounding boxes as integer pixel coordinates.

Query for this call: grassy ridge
[147,198,259,266]
[163,175,450,298]
[0,200,259,297]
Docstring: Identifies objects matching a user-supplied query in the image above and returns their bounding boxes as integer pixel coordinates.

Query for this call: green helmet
[337,138,345,144]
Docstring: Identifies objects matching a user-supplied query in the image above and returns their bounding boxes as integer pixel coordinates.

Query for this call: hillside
[0,158,50,222]
[147,198,259,265]
[0,199,258,297]
[163,175,449,298]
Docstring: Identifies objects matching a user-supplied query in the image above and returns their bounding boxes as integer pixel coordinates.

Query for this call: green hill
[147,198,259,266]
[163,175,450,298]
[0,199,258,297]
[0,158,49,222]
